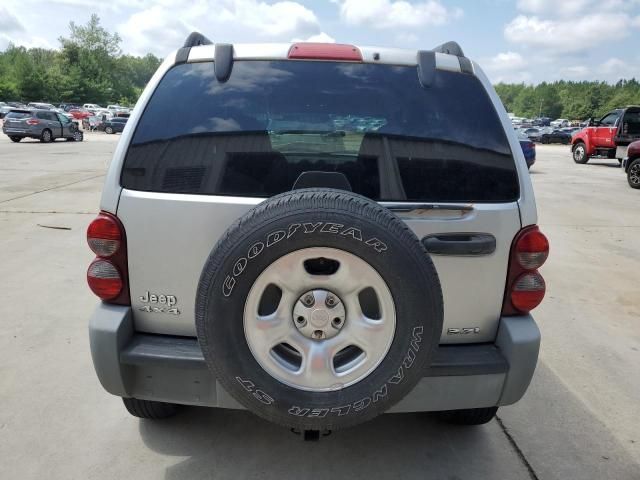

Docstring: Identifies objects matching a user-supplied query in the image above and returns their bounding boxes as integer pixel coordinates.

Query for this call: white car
[83,103,103,110]
[87,34,547,436]
[551,118,569,128]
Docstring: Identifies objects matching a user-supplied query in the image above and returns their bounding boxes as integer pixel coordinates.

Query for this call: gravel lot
[0,134,638,479]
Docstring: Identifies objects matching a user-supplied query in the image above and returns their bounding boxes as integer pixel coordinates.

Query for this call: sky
[1,0,640,84]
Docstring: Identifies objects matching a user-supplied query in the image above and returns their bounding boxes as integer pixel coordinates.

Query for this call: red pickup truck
[571,106,640,164]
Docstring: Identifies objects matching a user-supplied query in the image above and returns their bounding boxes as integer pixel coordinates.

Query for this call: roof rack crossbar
[183,32,213,48]
[431,41,464,58]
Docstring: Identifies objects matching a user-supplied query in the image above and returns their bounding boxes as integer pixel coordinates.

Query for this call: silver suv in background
[87,34,548,437]
[3,109,83,143]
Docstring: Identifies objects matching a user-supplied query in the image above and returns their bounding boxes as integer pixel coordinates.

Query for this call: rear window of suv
[122,60,519,203]
[5,111,31,119]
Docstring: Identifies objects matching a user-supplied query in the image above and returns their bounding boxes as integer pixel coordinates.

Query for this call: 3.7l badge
[138,290,180,315]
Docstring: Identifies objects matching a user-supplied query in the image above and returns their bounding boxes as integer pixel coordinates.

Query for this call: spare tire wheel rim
[243,247,396,392]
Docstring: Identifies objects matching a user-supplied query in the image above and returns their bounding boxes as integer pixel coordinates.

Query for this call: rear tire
[105,126,113,134]
[627,159,640,189]
[40,129,52,143]
[438,407,498,425]
[122,398,179,419]
[572,142,589,164]
[9,136,21,143]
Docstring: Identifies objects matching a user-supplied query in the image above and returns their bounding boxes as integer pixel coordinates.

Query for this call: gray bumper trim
[89,305,539,411]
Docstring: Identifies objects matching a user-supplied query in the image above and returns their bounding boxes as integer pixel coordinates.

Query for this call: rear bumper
[89,304,540,412]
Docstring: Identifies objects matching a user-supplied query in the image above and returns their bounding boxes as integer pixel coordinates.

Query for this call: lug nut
[325,294,336,307]
[296,316,306,325]
[303,294,315,307]
[331,317,342,328]
[312,330,324,339]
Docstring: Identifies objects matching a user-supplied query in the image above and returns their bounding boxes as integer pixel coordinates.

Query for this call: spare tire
[195,189,443,431]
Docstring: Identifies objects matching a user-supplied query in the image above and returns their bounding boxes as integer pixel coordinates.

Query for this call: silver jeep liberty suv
[87,33,548,437]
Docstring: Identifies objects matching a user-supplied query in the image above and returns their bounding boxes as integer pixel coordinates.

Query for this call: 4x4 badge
[138,291,180,315]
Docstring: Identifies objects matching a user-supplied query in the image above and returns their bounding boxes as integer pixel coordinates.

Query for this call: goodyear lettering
[222,222,388,297]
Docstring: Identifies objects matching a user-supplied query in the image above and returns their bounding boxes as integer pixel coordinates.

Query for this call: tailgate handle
[422,233,496,256]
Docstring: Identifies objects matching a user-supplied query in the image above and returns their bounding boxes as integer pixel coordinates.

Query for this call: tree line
[1,14,639,117]
[0,15,161,106]
[495,80,640,121]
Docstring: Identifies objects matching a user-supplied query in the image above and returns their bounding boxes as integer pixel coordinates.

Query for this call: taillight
[288,43,363,61]
[26,118,39,125]
[87,214,121,257]
[86,212,130,305]
[87,259,122,300]
[515,228,549,270]
[502,225,549,315]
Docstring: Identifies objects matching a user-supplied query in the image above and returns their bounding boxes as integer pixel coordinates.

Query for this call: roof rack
[183,32,213,48]
[431,41,464,57]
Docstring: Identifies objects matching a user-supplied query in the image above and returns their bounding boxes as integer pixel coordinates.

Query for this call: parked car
[622,139,640,189]
[521,127,542,142]
[87,35,547,434]
[69,108,92,120]
[102,117,127,134]
[518,131,536,169]
[532,117,551,127]
[107,104,129,114]
[2,109,83,142]
[83,103,102,110]
[27,102,56,111]
[59,103,81,112]
[0,102,11,119]
[571,106,640,164]
[550,118,569,128]
[561,127,581,136]
[539,129,571,144]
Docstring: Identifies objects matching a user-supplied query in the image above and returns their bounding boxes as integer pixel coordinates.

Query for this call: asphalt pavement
[0,133,638,479]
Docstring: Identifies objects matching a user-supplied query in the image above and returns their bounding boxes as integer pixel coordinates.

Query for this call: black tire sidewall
[573,143,588,163]
[628,160,640,189]
[196,191,443,430]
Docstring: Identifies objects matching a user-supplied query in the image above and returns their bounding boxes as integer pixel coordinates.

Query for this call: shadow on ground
[585,161,622,168]
[139,408,529,480]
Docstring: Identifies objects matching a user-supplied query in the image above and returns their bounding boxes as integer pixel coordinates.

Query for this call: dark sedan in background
[102,117,128,134]
[539,129,571,144]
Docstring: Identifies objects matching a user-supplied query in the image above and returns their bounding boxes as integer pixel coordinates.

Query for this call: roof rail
[431,41,464,57]
[183,32,213,48]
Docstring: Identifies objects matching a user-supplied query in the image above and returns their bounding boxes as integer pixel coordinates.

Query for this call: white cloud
[117,6,191,57]
[599,57,640,79]
[505,13,638,53]
[118,0,323,56]
[516,0,592,17]
[0,6,25,33]
[482,51,532,83]
[560,65,590,78]
[338,0,462,29]
[217,0,320,37]
[292,32,336,43]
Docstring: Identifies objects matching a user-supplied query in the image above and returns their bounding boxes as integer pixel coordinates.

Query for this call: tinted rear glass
[6,111,31,119]
[122,61,518,202]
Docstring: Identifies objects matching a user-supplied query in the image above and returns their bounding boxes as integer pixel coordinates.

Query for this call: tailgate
[118,191,520,344]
